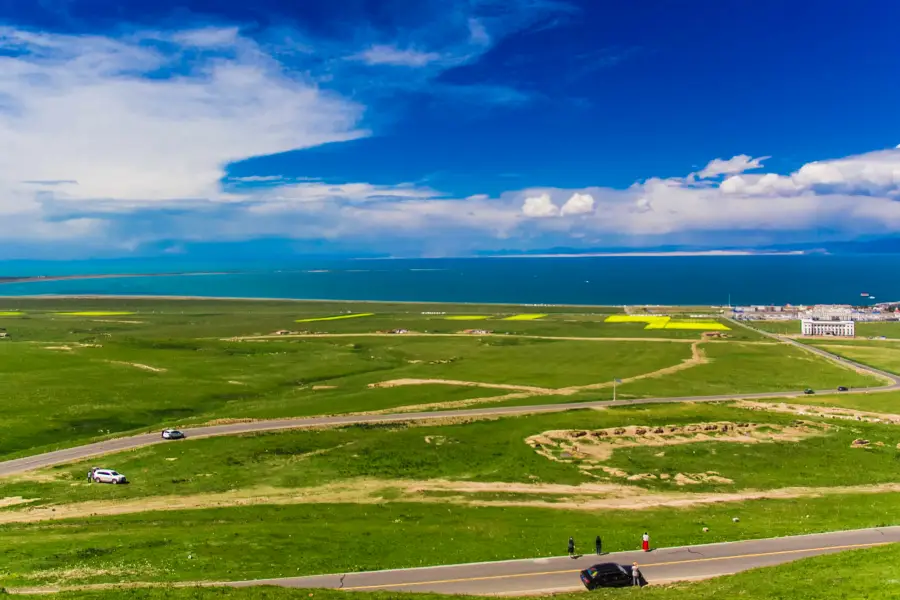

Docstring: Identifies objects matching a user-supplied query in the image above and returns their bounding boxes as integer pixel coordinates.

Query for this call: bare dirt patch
[527,420,831,462]
[734,400,900,425]
[92,319,145,324]
[0,496,38,509]
[107,361,167,373]
[311,385,338,390]
[526,420,831,484]
[5,478,900,523]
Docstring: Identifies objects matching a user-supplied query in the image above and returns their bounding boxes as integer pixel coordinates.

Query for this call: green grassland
[0,299,883,461]
[46,542,900,599]
[1,300,899,593]
[743,320,797,334]
[0,335,692,459]
[4,403,900,507]
[810,341,900,376]
[0,492,899,588]
[614,342,877,398]
[774,390,900,415]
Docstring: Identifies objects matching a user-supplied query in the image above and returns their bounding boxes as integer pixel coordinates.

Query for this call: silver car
[92,469,127,484]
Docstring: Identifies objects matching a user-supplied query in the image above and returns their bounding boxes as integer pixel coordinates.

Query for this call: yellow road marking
[343,542,887,590]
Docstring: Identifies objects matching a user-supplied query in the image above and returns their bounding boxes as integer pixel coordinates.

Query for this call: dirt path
[5,478,900,524]
[368,379,555,394]
[363,341,710,414]
[107,361,167,373]
[230,332,702,343]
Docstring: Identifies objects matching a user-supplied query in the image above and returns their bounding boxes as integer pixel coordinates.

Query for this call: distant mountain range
[476,237,900,257]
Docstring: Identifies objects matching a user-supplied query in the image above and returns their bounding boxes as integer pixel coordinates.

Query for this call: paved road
[1,336,897,478]
[214,527,900,594]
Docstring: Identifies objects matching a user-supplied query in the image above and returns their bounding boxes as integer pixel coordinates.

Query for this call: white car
[92,469,127,484]
[161,429,185,440]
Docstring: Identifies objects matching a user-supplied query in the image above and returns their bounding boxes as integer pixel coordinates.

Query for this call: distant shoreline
[0,272,229,285]
[0,294,717,310]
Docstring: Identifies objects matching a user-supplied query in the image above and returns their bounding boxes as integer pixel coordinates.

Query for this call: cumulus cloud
[560,192,595,215]
[721,148,900,197]
[521,193,559,217]
[0,26,365,212]
[698,154,769,178]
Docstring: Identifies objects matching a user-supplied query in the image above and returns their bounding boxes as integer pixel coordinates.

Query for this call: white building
[801,319,855,337]
[803,305,853,321]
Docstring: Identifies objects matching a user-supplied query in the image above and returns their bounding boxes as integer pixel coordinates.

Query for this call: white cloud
[721,148,900,197]
[0,26,365,213]
[698,154,768,178]
[521,193,559,217]
[351,44,444,67]
[560,192,595,216]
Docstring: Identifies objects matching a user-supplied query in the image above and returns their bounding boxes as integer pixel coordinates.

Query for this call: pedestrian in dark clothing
[567,537,575,558]
[595,536,602,555]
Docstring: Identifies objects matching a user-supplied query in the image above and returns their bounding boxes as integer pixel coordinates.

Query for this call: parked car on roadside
[580,563,646,589]
[161,429,185,440]
[92,469,127,484]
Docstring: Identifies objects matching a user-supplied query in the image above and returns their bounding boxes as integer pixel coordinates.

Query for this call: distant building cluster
[733,303,900,323]
[732,302,899,338]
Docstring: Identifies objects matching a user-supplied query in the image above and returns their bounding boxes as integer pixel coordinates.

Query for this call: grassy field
[0,335,693,459]
[615,342,878,397]
[1,492,899,588]
[3,402,900,508]
[0,299,862,461]
[810,341,900,376]
[1,299,899,593]
[43,541,900,599]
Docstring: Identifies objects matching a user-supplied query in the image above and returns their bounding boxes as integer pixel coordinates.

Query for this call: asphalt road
[213,527,900,594]
[1,336,897,477]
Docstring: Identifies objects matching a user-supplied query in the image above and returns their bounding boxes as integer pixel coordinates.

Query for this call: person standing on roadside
[641,531,650,552]
[595,535,602,555]
[568,537,575,558]
[632,562,642,587]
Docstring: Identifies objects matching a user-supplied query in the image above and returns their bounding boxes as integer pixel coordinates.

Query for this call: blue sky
[2,0,900,258]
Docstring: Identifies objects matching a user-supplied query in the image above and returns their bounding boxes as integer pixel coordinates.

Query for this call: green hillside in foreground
[34,542,900,599]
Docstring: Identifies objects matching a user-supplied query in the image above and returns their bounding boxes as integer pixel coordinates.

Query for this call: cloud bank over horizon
[2,3,900,258]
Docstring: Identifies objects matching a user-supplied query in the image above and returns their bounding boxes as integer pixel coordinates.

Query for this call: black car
[837,386,849,392]
[803,388,815,395]
[580,563,646,589]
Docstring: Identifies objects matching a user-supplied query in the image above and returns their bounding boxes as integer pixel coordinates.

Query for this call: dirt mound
[527,420,831,484]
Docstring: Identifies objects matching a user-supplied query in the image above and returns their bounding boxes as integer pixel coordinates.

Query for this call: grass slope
[616,342,877,398]
[4,403,900,507]
[44,542,900,599]
[0,494,898,587]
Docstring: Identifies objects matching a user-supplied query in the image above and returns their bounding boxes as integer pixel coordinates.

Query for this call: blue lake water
[0,256,896,306]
